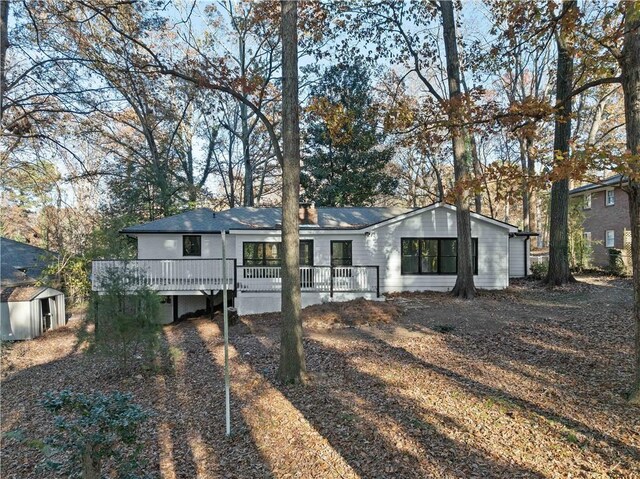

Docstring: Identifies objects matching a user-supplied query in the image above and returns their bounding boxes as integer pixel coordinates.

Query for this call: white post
[222,231,231,436]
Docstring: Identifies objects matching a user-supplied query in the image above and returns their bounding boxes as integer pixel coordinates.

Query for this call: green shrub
[7,390,151,479]
[530,261,548,280]
[608,248,626,276]
[45,390,150,479]
[89,267,162,372]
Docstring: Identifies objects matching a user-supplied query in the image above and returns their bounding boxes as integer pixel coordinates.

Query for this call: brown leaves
[500,96,555,133]
[2,278,639,478]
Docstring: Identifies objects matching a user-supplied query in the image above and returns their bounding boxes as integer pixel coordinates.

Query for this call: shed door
[49,298,58,329]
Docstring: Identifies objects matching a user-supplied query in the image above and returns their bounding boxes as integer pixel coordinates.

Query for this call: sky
[4,0,552,211]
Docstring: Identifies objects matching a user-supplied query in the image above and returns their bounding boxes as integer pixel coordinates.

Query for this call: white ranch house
[91,203,535,319]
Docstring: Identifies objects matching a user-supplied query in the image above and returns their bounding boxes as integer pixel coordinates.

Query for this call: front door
[49,298,57,328]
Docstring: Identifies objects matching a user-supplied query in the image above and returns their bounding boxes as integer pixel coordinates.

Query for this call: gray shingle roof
[121,206,417,234]
[569,175,626,194]
[1,237,57,286]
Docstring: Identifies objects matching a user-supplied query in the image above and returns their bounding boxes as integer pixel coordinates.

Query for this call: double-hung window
[583,193,592,209]
[605,230,615,248]
[401,238,478,275]
[606,189,615,206]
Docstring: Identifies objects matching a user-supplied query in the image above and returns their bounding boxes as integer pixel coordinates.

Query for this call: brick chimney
[299,202,318,225]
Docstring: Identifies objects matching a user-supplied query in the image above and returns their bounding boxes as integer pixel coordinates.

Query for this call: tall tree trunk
[278,0,306,384]
[586,93,608,146]
[429,155,445,202]
[519,136,530,230]
[483,174,495,218]
[441,0,475,299]
[1,0,9,123]
[526,134,537,233]
[241,102,253,206]
[504,192,510,223]
[471,135,482,213]
[546,0,577,286]
[461,60,482,213]
[238,30,254,207]
[622,1,640,404]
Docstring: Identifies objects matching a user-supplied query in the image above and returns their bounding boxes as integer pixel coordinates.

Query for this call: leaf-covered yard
[2,276,639,478]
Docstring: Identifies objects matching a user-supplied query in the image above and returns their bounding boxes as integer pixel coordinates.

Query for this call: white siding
[237,291,381,315]
[137,234,236,260]
[135,205,514,310]
[234,233,363,266]
[509,237,527,278]
[234,233,284,263]
[233,207,510,298]
[159,298,173,324]
[369,206,510,292]
[177,295,207,318]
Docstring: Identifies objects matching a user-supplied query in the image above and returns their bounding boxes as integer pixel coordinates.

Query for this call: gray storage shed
[1,286,66,340]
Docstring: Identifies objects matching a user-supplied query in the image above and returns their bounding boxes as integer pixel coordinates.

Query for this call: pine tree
[302,60,397,206]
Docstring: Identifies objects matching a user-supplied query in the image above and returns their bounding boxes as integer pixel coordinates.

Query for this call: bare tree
[1,0,9,123]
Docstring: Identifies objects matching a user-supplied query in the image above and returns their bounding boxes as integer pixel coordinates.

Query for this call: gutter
[508,232,539,278]
[524,236,530,278]
[120,229,232,235]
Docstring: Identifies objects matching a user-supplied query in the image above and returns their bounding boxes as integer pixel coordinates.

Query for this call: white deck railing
[236,265,379,296]
[92,259,235,292]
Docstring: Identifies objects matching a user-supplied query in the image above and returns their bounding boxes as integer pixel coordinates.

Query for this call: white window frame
[605,230,615,248]
[605,189,615,206]
[583,232,592,243]
[583,193,592,209]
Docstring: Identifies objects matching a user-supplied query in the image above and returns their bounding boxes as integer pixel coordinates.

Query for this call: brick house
[568,175,629,267]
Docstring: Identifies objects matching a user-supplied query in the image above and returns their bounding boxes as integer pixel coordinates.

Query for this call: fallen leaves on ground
[247,297,400,330]
[1,275,639,478]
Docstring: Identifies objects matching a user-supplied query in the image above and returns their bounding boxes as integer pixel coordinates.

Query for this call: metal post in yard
[330,265,334,298]
[222,231,231,436]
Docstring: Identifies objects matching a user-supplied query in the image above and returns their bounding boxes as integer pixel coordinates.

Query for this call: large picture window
[183,235,202,257]
[243,242,281,266]
[401,238,478,275]
[243,240,314,266]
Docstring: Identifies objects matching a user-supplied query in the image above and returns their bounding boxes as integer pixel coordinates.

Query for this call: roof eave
[362,202,520,233]
[510,232,540,237]
[120,229,227,235]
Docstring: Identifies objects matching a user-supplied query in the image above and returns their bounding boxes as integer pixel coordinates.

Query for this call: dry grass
[2,275,639,478]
